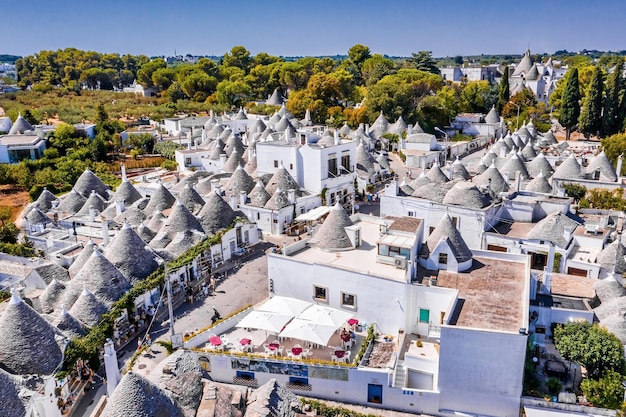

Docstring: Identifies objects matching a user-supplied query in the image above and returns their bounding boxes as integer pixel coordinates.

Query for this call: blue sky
[5,0,626,57]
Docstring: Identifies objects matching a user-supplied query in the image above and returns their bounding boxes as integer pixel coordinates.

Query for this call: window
[429,226,435,235]
[451,217,458,227]
[341,154,351,172]
[290,163,294,170]
[185,157,191,165]
[256,213,260,220]
[408,211,415,217]
[313,286,328,302]
[419,308,430,323]
[274,160,279,168]
[328,157,338,177]
[341,292,356,309]
[438,253,448,264]
[378,244,389,256]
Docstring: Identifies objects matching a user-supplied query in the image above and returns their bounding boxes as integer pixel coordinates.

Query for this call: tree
[497,66,510,111]
[579,66,604,138]
[554,321,625,378]
[558,67,581,140]
[580,370,625,409]
[347,44,371,68]
[136,58,167,88]
[602,58,624,137]
[179,71,217,102]
[361,54,395,86]
[405,51,441,75]
[562,183,587,203]
[22,109,39,125]
[222,46,252,73]
[587,188,626,210]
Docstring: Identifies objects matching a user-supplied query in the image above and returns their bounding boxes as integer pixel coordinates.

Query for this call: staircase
[394,359,406,388]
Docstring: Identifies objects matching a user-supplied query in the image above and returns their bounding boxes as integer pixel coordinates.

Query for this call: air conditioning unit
[394,256,407,270]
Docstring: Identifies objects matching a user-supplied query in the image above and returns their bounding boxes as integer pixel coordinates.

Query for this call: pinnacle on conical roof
[177,184,205,214]
[32,187,58,212]
[76,190,108,216]
[248,180,271,207]
[104,223,158,283]
[226,165,255,195]
[527,152,554,178]
[143,182,176,214]
[412,121,425,134]
[553,154,584,179]
[426,162,449,184]
[500,153,529,180]
[57,188,87,214]
[339,123,352,136]
[485,105,500,124]
[69,287,108,328]
[310,203,353,251]
[423,214,472,262]
[161,200,204,234]
[40,278,67,314]
[587,150,617,182]
[8,113,34,135]
[73,168,109,199]
[71,250,130,304]
[0,292,64,375]
[100,371,183,417]
[221,149,243,173]
[69,239,98,277]
[234,107,248,120]
[301,108,313,126]
[265,163,300,196]
[197,191,237,235]
[525,170,553,194]
[53,307,85,340]
[443,182,491,208]
[450,157,470,180]
[474,162,509,194]
[112,180,142,206]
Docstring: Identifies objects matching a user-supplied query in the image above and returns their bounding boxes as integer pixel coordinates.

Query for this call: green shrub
[546,377,562,396]
[161,160,178,171]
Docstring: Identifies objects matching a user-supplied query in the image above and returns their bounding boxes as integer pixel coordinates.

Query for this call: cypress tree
[497,66,510,111]
[579,66,604,138]
[559,67,581,140]
[603,58,624,136]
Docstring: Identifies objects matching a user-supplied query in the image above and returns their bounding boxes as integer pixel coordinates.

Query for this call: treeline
[0,54,21,64]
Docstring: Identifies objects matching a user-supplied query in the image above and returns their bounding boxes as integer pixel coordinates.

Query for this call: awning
[295,206,331,222]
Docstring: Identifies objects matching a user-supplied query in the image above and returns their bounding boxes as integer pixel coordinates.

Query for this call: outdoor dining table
[239,338,252,352]
[291,347,303,356]
[268,342,280,351]
[239,338,252,346]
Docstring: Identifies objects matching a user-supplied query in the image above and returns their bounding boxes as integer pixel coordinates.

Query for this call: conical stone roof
[390,116,408,136]
[194,177,213,196]
[112,180,142,206]
[226,165,255,195]
[587,150,617,182]
[450,157,469,180]
[474,162,509,194]
[423,214,472,263]
[224,135,245,157]
[0,292,64,375]
[143,183,176,214]
[73,169,109,199]
[69,239,98,277]
[25,207,49,226]
[267,88,284,106]
[513,49,534,77]
[409,172,432,189]
[250,118,266,133]
[525,63,540,81]
[69,287,108,328]
[339,123,352,136]
[522,142,537,160]
[161,200,203,234]
[264,188,291,210]
[426,163,449,184]
[356,144,377,176]
[412,183,447,203]
[500,154,530,180]
[100,371,183,417]
[164,230,206,257]
[39,278,67,313]
[481,149,498,167]
[248,180,271,207]
[310,203,353,251]
[244,152,257,175]
[274,115,294,132]
[113,206,147,226]
[0,368,28,417]
[553,155,584,179]
[53,306,85,340]
[443,182,490,208]
[475,161,487,174]
[265,164,300,196]
[371,111,389,137]
[234,107,247,120]
[76,190,108,216]
[485,105,500,124]
[71,250,130,304]
[104,223,159,283]
[32,188,58,212]
[527,152,554,178]
[525,171,553,194]
[57,189,87,214]
[542,130,558,146]
[177,184,205,214]
[137,223,156,243]
[221,149,243,173]
[147,210,167,233]
[197,191,237,235]
[8,113,34,135]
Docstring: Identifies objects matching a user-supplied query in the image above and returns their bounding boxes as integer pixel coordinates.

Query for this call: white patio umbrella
[279,318,337,346]
[236,311,292,334]
[257,296,311,317]
[297,304,353,327]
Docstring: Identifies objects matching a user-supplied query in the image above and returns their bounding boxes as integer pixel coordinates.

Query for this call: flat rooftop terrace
[437,256,528,333]
[287,218,414,283]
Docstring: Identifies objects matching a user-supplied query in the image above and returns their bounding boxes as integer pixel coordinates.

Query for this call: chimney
[543,243,555,294]
[515,171,522,192]
[102,220,109,246]
[499,146,506,158]
[239,190,247,206]
[103,339,122,396]
[214,182,222,196]
[187,140,192,150]
[89,206,95,222]
[287,189,296,204]
[407,125,413,135]
[121,163,127,182]
[365,124,370,135]
[210,179,219,192]
[201,127,206,142]
[334,130,340,146]
[617,154,623,181]
[115,200,125,216]
[229,194,238,210]
[220,153,227,166]
[284,128,290,143]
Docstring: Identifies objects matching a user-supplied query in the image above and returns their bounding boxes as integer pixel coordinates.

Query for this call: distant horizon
[4,0,625,58]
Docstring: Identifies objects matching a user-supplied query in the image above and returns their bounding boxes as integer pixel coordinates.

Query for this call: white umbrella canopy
[297,305,353,327]
[257,296,311,317]
[279,318,337,346]
[236,311,292,334]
